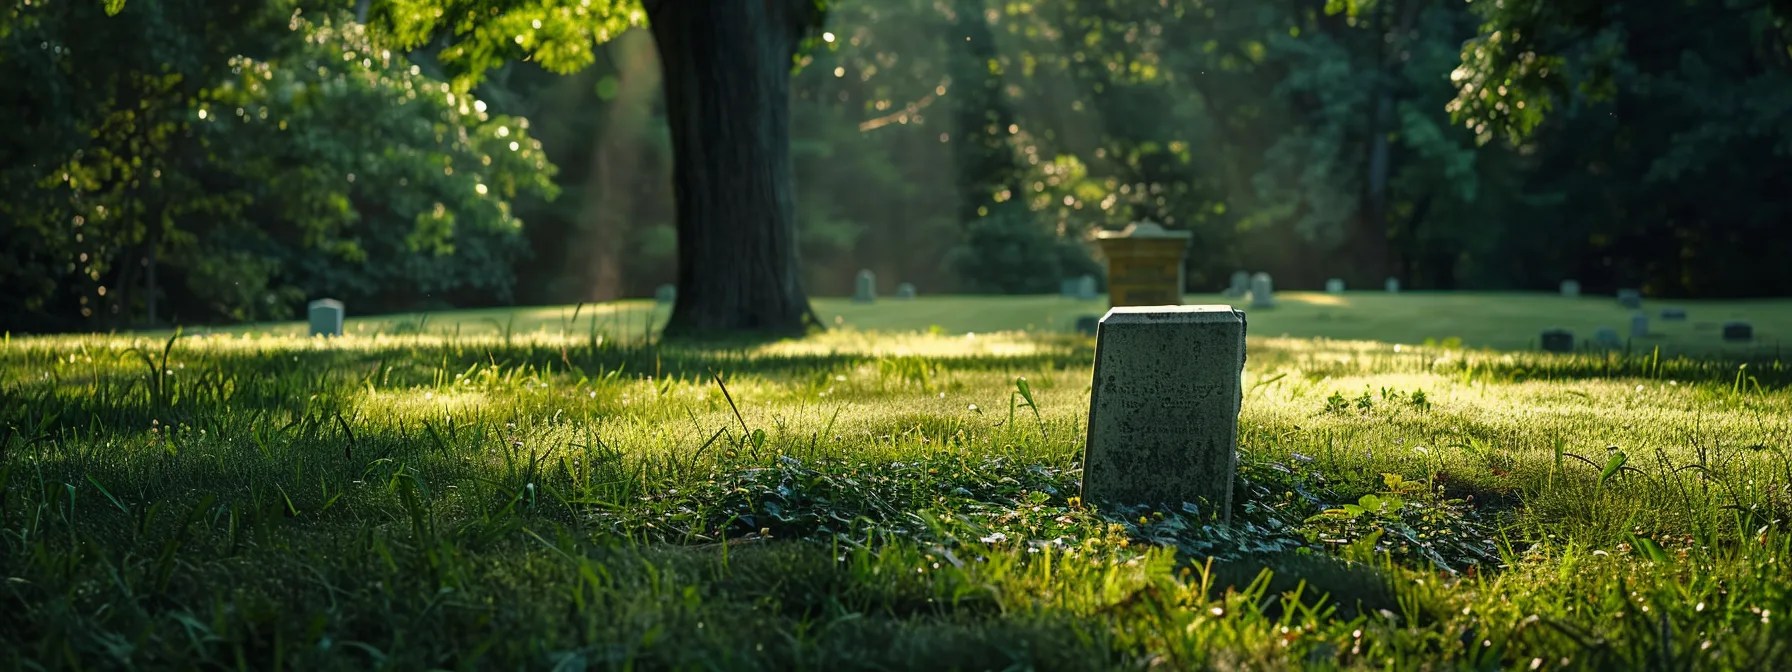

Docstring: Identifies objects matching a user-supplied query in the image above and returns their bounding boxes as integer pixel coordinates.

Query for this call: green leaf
[1598,451,1629,486]
[104,0,128,16]
[1632,535,1672,564]
[1015,377,1036,408]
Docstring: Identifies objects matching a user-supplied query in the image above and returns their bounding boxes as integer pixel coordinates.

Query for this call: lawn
[3,297,1791,669]
[177,292,1786,358]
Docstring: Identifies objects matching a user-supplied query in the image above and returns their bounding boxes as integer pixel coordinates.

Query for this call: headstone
[1592,327,1622,349]
[654,284,677,304]
[896,282,917,300]
[1095,221,1191,307]
[1660,307,1687,321]
[1074,315,1100,336]
[1249,272,1275,309]
[1560,280,1581,298]
[1723,321,1754,342]
[308,299,344,337]
[1075,274,1099,301]
[1325,278,1345,294]
[853,269,876,303]
[1617,289,1642,309]
[1082,306,1246,517]
[1540,329,1574,353]
[1630,314,1649,338]
[1225,270,1251,298]
[1385,277,1400,294]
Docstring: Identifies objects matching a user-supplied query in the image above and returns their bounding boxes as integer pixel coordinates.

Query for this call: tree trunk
[646,0,818,338]
[1360,0,1427,284]
[145,241,158,326]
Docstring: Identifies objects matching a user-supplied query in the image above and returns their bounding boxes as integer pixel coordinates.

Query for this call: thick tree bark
[646,0,819,338]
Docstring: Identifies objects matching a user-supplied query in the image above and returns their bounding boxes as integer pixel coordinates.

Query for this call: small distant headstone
[1385,277,1400,294]
[1249,272,1275,309]
[1075,274,1099,301]
[1660,307,1687,321]
[853,269,876,303]
[1540,329,1574,353]
[1617,289,1642,309]
[1325,278,1345,294]
[1593,327,1622,348]
[655,284,677,304]
[1083,306,1246,517]
[1560,280,1581,298]
[1225,270,1250,298]
[308,299,344,337]
[1075,315,1100,336]
[1723,321,1754,342]
[1630,314,1649,338]
[896,282,917,300]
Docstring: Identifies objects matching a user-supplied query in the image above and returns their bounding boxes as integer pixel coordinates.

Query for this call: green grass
[4,298,1792,669]
[142,292,1789,358]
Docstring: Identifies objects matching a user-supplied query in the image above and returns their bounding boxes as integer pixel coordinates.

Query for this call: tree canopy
[3,0,1788,333]
[1,0,554,330]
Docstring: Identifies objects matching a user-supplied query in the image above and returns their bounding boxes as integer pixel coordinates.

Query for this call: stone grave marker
[1630,314,1649,338]
[1723,321,1754,342]
[1075,315,1100,336]
[1593,327,1622,349]
[1617,289,1642,309]
[1385,277,1401,293]
[1249,272,1275,309]
[1560,280,1581,298]
[308,299,344,337]
[655,284,677,304]
[1225,270,1251,298]
[1540,329,1574,353]
[854,269,876,303]
[1075,274,1099,301]
[1096,221,1191,307]
[896,282,917,300]
[1082,305,1246,517]
[1661,307,1687,321]
[1325,278,1345,294]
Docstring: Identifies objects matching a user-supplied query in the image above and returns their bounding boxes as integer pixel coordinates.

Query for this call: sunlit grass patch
[2,326,1791,668]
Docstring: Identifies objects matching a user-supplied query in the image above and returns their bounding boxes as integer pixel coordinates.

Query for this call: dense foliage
[2,0,1786,332]
[486,0,1791,303]
[0,0,553,332]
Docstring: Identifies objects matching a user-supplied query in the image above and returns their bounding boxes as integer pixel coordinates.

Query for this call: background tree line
[4,0,1789,332]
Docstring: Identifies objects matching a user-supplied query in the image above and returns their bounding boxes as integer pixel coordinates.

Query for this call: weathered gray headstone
[308,299,344,337]
[654,284,677,304]
[1630,314,1649,338]
[853,269,876,303]
[1593,327,1622,348]
[1075,315,1100,336]
[1617,289,1642,309]
[1385,277,1401,294]
[1075,274,1099,301]
[1249,272,1275,309]
[1661,307,1687,321]
[1224,270,1250,298]
[1540,329,1574,353]
[1082,306,1246,517]
[1723,321,1754,342]
[1560,280,1581,298]
[896,282,917,300]
[1325,278,1345,294]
